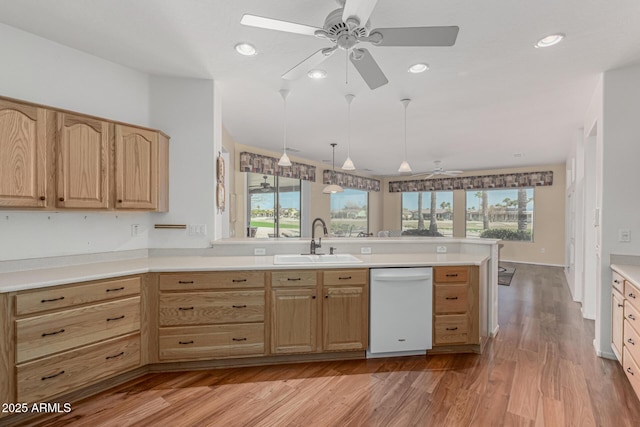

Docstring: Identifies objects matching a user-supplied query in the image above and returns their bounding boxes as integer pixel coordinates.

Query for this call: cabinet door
[0,99,48,207]
[271,288,317,354]
[322,285,368,351]
[114,124,158,210]
[57,113,110,208]
[612,289,624,362]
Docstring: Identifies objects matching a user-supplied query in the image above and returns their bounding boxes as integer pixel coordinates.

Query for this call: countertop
[0,253,489,293]
[611,264,640,290]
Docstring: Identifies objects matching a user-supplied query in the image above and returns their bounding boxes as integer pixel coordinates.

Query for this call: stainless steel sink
[273,253,362,265]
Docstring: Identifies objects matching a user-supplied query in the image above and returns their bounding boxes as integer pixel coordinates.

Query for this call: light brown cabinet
[612,271,625,361]
[0,99,49,208]
[271,287,318,354]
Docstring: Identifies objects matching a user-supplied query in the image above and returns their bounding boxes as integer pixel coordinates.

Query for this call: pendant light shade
[398,98,412,173]
[323,143,344,194]
[341,94,356,171]
[278,89,292,167]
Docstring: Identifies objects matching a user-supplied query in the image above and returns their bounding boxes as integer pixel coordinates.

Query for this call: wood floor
[30,264,640,426]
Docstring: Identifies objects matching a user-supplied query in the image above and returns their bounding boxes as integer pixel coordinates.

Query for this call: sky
[402,189,534,211]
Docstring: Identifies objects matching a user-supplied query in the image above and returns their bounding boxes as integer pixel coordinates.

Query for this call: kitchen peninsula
[0,237,499,426]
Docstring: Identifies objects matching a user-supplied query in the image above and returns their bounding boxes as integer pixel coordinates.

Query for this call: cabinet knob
[39,196,46,201]
[117,199,123,203]
[325,295,329,299]
[58,197,64,202]
[312,295,316,299]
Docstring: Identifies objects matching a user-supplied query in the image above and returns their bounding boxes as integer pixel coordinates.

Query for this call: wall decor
[388,171,553,193]
[216,152,226,212]
[239,151,316,181]
[322,170,381,192]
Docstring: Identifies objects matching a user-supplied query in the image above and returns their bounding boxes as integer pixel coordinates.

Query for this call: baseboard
[491,324,500,337]
[594,339,617,360]
[499,259,565,268]
[581,306,596,320]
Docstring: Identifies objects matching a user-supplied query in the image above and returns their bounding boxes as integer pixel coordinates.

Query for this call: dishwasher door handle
[372,275,432,282]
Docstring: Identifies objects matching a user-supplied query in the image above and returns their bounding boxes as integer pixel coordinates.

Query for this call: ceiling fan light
[342,156,355,171]
[307,69,327,79]
[535,34,564,48]
[278,151,292,167]
[235,42,257,56]
[398,160,412,174]
[323,184,344,194]
[408,63,429,73]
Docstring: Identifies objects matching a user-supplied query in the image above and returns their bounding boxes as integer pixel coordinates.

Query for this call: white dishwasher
[368,267,432,358]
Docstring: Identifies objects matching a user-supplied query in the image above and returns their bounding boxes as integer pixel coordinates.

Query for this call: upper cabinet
[0,96,169,212]
[57,113,110,209]
[0,99,49,208]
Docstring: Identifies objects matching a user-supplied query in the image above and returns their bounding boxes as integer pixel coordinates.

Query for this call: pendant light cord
[283,95,287,152]
[404,103,407,161]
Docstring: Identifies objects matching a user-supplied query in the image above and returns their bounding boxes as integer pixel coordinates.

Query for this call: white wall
[0,24,218,260]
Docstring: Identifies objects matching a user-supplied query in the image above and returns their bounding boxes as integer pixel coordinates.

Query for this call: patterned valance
[322,170,381,192]
[239,152,316,182]
[388,171,553,193]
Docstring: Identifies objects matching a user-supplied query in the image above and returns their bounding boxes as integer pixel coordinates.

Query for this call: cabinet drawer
[15,276,141,316]
[434,284,468,314]
[160,271,265,291]
[623,347,640,400]
[16,296,140,363]
[434,314,469,345]
[323,269,368,286]
[17,333,140,403]
[624,318,640,363]
[612,271,625,293]
[625,281,640,312]
[271,270,317,287]
[625,300,640,335]
[434,266,469,283]
[159,291,264,326]
[158,324,264,360]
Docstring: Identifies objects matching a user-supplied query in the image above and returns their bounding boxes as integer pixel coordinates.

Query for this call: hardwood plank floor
[28,264,640,426]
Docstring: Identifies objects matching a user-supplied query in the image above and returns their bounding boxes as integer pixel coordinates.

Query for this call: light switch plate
[189,224,207,236]
[437,246,447,253]
[361,247,372,254]
[254,248,266,255]
[619,229,631,242]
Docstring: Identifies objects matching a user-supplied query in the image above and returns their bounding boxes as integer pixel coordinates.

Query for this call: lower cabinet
[271,287,318,354]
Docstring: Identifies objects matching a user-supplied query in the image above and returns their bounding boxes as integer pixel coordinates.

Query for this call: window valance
[388,171,553,193]
[239,152,316,182]
[322,170,381,192]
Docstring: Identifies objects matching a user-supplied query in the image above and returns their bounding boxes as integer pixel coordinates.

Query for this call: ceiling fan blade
[444,170,464,175]
[241,14,323,37]
[282,47,336,80]
[342,0,379,27]
[372,26,459,46]
[349,48,388,90]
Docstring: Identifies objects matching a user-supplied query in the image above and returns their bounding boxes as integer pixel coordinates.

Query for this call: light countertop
[611,264,640,290]
[0,253,489,293]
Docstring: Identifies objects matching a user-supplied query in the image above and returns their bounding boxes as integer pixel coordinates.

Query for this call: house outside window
[401,191,454,236]
[330,188,368,237]
[247,173,301,238]
[465,188,534,241]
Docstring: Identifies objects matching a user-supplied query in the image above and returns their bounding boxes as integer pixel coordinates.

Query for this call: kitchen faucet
[310,218,328,254]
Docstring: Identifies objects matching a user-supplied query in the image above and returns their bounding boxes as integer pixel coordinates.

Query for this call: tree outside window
[330,189,368,237]
[465,188,534,241]
[401,191,453,237]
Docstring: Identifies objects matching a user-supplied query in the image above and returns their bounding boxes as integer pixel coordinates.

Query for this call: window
[330,188,368,237]
[401,191,453,236]
[247,173,301,238]
[465,188,534,241]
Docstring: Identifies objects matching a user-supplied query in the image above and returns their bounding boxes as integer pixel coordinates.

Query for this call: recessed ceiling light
[307,69,327,79]
[535,34,564,48]
[408,63,429,73]
[235,42,257,56]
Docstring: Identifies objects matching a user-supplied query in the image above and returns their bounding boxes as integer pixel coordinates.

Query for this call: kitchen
[1,0,640,425]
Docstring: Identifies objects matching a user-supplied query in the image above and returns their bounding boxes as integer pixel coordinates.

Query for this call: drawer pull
[614,279,620,284]
[339,276,352,280]
[178,280,194,284]
[232,279,248,283]
[446,327,459,331]
[179,340,194,345]
[628,314,637,321]
[445,273,459,277]
[107,315,125,322]
[42,371,65,381]
[628,338,636,345]
[179,307,195,311]
[629,293,637,299]
[445,297,459,300]
[232,337,247,342]
[106,351,125,360]
[287,278,302,281]
[627,367,635,375]
[618,304,624,308]
[41,296,65,303]
[106,287,125,292]
[42,329,65,337]
[232,305,247,309]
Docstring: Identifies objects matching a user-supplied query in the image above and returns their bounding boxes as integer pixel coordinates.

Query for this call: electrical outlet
[189,224,207,236]
[361,247,372,254]
[131,224,140,236]
[437,246,447,253]
[619,229,631,242]
[254,248,266,256]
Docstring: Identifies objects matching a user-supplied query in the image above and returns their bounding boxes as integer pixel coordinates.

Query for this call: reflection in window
[465,188,534,241]
[401,191,453,236]
[330,189,368,237]
[247,173,300,238]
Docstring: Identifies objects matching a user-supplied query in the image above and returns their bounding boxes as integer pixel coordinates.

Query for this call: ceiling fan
[414,161,464,179]
[240,0,459,89]
[249,175,273,193]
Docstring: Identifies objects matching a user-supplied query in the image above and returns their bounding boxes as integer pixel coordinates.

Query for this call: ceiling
[1,0,639,176]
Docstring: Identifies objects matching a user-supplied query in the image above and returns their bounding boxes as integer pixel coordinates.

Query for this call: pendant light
[277,89,292,167]
[323,143,344,194]
[341,94,356,171]
[398,98,412,173]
